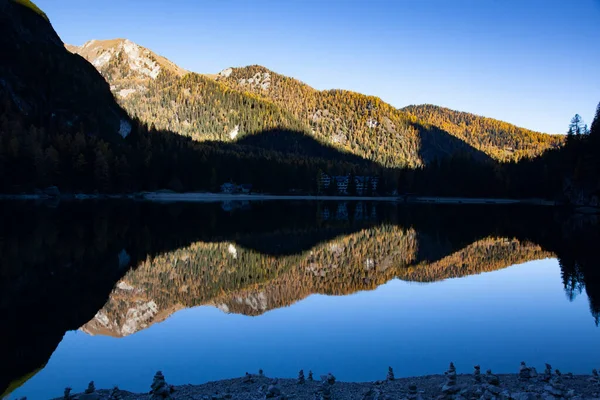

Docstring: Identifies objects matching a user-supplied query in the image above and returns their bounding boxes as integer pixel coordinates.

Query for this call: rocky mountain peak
[67,38,187,81]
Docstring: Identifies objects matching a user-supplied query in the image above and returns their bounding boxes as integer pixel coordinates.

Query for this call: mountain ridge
[65,38,561,167]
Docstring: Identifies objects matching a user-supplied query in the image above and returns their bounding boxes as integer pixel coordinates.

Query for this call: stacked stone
[588,369,599,384]
[485,370,500,386]
[408,383,423,400]
[473,366,482,383]
[440,362,460,399]
[530,368,538,379]
[317,374,335,400]
[519,362,532,381]
[542,364,553,383]
[544,372,570,399]
[109,386,123,400]
[265,379,285,400]
[243,372,254,384]
[63,387,73,400]
[480,370,501,400]
[80,381,99,400]
[308,371,314,382]
[85,382,96,394]
[259,369,264,377]
[298,370,306,384]
[151,371,172,399]
[387,367,395,382]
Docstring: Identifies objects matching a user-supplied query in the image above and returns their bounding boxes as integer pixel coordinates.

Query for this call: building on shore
[318,173,378,195]
[220,183,253,194]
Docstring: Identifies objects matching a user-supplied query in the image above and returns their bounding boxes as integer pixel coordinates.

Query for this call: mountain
[66,39,311,142]
[403,104,563,161]
[214,66,562,164]
[0,2,131,140]
[69,39,552,168]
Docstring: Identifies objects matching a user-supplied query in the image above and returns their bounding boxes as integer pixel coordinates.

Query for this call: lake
[2,201,599,400]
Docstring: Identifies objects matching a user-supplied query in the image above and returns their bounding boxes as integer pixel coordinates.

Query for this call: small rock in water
[387,367,395,381]
[298,370,306,384]
[150,371,172,399]
[308,371,314,381]
[473,365,482,383]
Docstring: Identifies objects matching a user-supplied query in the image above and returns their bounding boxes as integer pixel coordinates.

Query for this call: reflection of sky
[13,258,599,400]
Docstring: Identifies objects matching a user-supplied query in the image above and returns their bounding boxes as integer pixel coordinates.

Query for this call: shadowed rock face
[0,1,130,140]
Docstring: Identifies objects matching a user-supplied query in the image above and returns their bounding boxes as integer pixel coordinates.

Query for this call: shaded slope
[403,104,563,161]
[0,2,130,141]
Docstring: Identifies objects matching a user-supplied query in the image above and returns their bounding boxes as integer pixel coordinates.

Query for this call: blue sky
[36,0,600,134]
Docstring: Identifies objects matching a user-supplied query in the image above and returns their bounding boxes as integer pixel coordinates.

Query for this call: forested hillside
[403,104,563,161]
[68,42,554,168]
[215,66,561,164]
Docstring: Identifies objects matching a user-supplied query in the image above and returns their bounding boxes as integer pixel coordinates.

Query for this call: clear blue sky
[36,0,600,134]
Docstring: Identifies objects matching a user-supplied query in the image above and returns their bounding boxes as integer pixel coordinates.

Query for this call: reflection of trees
[3,201,600,397]
[555,216,600,326]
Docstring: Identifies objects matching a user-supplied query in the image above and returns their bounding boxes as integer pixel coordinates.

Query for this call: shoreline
[48,367,600,400]
[0,192,559,206]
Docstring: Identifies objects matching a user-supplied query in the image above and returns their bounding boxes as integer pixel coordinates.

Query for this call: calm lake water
[3,201,599,400]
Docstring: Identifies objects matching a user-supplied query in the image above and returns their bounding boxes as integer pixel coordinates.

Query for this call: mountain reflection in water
[2,201,599,399]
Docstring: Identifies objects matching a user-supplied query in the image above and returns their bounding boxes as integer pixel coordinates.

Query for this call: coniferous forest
[1,0,599,207]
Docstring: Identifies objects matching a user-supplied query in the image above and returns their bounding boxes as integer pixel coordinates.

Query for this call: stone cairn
[109,386,123,400]
[243,372,254,384]
[151,371,172,399]
[485,369,500,386]
[63,387,73,400]
[440,362,460,399]
[308,371,314,382]
[473,366,482,383]
[362,387,386,400]
[85,382,96,394]
[266,379,285,400]
[298,370,306,384]
[408,383,423,400]
[480,369,501,400]
[544,370,571,399]
[519,362,532,381]
[530,367,538,379]
[316,374,336,400]
[259,369,264,377]
[589,369,599,384]
[387,367,395,382]
[542,364,553,382]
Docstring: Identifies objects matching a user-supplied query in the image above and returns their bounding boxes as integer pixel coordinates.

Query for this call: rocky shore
[50,363,600,400]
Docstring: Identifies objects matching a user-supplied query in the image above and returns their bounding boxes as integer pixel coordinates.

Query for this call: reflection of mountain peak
[80,228,552,336]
